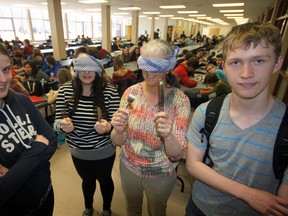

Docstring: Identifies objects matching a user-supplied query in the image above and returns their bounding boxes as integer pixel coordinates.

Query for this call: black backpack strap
[273,106,288,180]
[200,94,226,166]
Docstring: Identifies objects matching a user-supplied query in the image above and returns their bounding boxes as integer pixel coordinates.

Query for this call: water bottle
[50,72,54,78]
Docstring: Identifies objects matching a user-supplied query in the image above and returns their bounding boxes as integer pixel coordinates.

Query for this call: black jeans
[185,196,206,216]
[33,186,54,216]
[72,153,116,211]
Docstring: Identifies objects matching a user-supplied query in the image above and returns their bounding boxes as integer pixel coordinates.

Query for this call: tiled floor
[50,144,193,216]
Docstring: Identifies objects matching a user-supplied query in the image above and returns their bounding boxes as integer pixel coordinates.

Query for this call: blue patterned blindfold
[74,55,104,77]
[137,46,180,73]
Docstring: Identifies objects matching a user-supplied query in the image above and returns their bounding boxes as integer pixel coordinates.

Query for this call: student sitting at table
[112,55,137,97]
[184,72,231,108]
[205,63,227,82]
[22,60,49,82]
[173,57,199,88]
[121,47,130,63]
[33,52,49,72]
[10,67,30,96]
[45,55,63,78]
[47,68,73,104]
[129,47,140,62]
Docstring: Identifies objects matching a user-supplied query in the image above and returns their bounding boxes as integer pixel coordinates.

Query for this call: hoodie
[0,90,57,215]
[173,62,197,88]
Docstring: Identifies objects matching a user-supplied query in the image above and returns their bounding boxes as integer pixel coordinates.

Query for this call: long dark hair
[24,60,40,78]
[72,47,109,118]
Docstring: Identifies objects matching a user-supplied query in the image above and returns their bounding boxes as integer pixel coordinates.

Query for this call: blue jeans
[185,196,206,216]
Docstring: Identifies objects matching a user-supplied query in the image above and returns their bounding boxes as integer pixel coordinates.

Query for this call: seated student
[216,53,224,70]
[206,63,227,82]
[23,39,34,59]
[129,47,140,62]
[22,60,50,82]
[173,57,199,88]
[184,72,231,108]
[175,49,188,68]
[33,52,49,72]
[111,37,119,51]
[9,67,30,96]
[45,55,63,77]
[112,55,137,97]
[11,49,25,74]
[121,47,130,63]
[96,46,113,68]
[47,68,73,104]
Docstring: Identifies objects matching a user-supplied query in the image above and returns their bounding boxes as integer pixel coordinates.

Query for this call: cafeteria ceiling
[0,0,276,26]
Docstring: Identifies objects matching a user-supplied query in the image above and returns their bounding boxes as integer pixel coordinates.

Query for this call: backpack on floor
[199,95,288,180]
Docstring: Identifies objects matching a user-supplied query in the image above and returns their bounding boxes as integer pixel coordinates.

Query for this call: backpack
[200,95,288,180]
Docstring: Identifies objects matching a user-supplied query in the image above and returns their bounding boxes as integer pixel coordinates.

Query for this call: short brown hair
[186,57,199,69]
[222,22,282,61]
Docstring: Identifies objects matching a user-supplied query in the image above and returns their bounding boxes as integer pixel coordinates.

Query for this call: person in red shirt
[23,39,34,59]
[173,57,199,88]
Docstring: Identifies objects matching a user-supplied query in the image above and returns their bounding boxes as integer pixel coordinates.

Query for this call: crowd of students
[0,22,287,216]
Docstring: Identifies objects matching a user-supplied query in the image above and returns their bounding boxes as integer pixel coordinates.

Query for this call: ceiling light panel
[177,11,198,14]
[142,11,161,14]
[160,5,186,9]
[78,0,108,4]
[220,10,244,13]
[213,3,244,7]
[118,7,141,10]
[224,14,244,16]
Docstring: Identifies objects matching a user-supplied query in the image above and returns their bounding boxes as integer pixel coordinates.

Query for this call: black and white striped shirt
[54,81,120,160]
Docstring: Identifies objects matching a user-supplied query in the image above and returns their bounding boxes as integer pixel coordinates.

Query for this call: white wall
[138,17,177,39]
[202,25,232,37]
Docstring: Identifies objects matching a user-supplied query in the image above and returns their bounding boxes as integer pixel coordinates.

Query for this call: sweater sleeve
[0,94,57,204]
[173,65,198,88]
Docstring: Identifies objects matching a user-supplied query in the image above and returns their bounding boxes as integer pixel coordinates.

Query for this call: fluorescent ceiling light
[41,2,66,5]
[148,17,160,19]
[159,15,174,17]
[160,5,186,9]
[118,7,141,10]
[183,18,195,21]
[197,17,211,19]
[213,3,244,7]
[189,14,206,17]
[114,12,130,15]
[227,16,244,19]
[78,0,108,4]
[171,17,183,19]
[235,18,249,25]
[177,11,198,14]
[13,4,34,7]
[224,14,243,16]
[85,8,101,11]
[220,9,244,13]
[139,15,147,17]
[142,12,161,15]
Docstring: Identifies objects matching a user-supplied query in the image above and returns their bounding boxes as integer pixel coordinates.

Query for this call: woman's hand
[34,134,49,145]
[111,108,129,133]
[60,117,74,133]
[94,119,111,134]
[0,164,9,177]
[155,112,173,139]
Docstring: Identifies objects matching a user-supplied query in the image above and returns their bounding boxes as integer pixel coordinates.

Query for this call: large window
[93,15,102,39]
[30,9,50,41]
[0,18,14,41]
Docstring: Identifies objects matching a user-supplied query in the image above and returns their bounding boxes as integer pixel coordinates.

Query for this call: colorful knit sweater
[120,83,191,178]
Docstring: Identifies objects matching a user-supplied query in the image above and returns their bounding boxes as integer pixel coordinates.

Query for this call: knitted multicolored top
[120,83,191,178]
